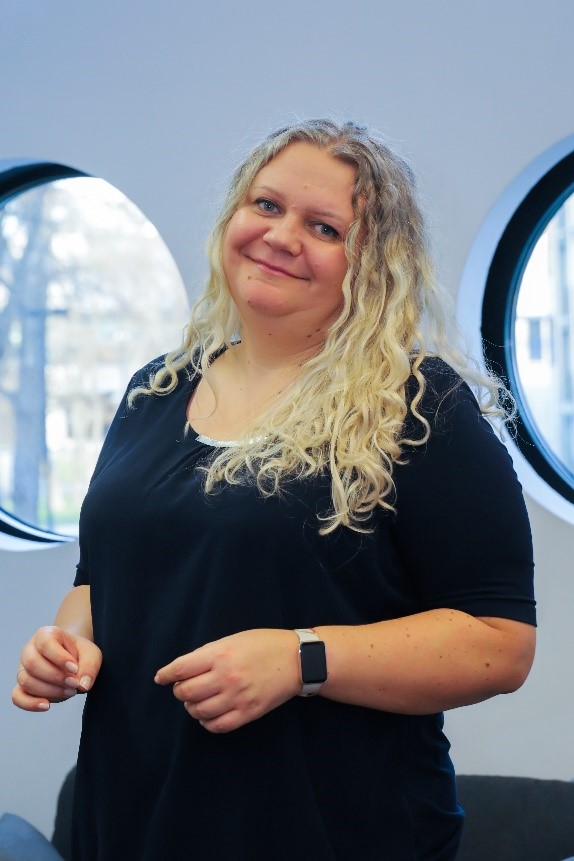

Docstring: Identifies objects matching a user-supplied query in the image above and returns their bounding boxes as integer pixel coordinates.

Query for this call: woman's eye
[314,223,340,240]
[255,198,280,214]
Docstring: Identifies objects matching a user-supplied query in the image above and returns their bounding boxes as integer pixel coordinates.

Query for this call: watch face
[300,640,328,684]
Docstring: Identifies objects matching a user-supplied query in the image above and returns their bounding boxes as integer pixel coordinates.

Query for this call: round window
[0,162,189,546]
[458,139,574,524]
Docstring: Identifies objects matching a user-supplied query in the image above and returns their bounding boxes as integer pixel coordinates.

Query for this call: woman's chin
[241,288,295,320]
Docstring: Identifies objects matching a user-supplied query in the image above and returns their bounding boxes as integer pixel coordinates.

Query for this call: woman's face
[222,142,356,338]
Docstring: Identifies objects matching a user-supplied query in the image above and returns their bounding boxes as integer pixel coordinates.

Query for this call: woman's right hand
[12,625,103,712]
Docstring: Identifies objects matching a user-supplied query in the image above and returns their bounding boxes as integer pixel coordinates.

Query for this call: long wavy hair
[130,119,504,533]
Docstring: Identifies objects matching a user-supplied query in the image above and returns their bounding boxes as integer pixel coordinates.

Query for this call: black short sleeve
[392,359,536,624]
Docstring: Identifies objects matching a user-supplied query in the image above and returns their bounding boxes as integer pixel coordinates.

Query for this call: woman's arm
[12,585,102,712]
[53,584,94,640]
[315,610,535,714]
[154,611,535,733]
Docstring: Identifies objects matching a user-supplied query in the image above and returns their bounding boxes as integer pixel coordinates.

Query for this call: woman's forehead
[250,143,356,210]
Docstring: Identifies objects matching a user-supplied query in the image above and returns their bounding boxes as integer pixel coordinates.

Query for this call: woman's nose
[264,217,302,255]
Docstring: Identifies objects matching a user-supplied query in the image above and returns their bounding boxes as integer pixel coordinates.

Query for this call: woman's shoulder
[130,354,170,387]
[406,356,469,417]
[129,352,197,390]
[399,355,495,451]
[416,356,463,392]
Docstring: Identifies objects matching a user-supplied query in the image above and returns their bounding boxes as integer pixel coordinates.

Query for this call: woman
[13,119,536,860]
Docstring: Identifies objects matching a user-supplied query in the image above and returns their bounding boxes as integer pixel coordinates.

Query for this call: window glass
[0,176,189,537]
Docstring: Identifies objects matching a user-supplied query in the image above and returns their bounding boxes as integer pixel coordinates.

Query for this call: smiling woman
[13,120,535,861]
[221,143,354,333]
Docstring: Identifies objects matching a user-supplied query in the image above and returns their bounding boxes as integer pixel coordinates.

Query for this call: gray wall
[2,0,574,837]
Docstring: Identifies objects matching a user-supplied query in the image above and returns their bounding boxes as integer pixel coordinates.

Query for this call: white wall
[2,0,574,837]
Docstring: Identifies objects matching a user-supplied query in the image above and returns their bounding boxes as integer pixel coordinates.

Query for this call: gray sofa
[456,774,574,861]
[2,770,574,860]
[0,768,73,861]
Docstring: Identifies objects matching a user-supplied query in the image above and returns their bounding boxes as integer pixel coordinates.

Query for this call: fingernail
[154,673,160,684]
[65,677,80,689]
[38,702,50,711]
[65,661,79,673]
[79,675,92,691]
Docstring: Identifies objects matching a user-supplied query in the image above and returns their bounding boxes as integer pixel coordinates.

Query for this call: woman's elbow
[485,620,536,695]
[502,644,536,692]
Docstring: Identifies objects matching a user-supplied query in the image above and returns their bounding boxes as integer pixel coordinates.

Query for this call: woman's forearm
[314,609,535,715]
[54,585,94,642]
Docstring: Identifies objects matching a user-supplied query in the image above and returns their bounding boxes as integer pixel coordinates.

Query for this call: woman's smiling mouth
[249,256,307,280]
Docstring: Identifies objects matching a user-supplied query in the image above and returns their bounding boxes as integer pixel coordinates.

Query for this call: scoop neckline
[185,348,263,449]
[194,432,242,448]
[186,370,242,448]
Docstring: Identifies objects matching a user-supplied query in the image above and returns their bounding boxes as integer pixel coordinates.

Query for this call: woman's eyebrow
[250,183,283,199]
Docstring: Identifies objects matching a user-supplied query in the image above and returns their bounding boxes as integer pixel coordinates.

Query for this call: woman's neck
[229,331,323,380]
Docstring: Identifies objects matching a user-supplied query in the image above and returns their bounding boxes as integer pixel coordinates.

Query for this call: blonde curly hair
[130,119,503,533]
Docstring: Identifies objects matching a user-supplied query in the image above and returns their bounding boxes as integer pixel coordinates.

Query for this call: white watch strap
[295,628,319,644]
[294,628,326,696]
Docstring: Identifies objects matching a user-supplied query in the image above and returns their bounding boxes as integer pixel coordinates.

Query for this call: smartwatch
[294,628,328,696]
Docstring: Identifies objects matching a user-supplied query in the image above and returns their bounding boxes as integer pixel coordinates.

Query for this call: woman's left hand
[154,629,301,733]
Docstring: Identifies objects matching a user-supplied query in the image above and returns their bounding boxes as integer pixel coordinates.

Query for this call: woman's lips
[249,257,306,279]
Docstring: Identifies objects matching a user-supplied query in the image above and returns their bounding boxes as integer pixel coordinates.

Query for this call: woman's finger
[190,707,245,735]
[171,673,219,704]
[12,685,50,711]
[155,649,212,685]
[73,640,103,692]
[183,694,230,722]
[20,648,72,687]
[11,684,74,712]
[17,671,77,701]
[33,627,79,671]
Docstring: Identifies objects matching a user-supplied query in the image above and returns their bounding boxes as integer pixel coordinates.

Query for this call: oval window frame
[458,135,574,525]
[0,160,86,549]
[0,160,189,549]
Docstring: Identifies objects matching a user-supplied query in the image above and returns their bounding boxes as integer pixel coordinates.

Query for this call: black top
[72,357,535,861]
